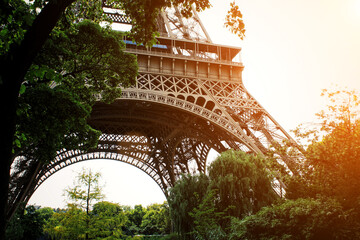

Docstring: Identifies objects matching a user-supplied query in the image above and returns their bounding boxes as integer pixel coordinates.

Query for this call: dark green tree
[208,150,277,229]
[167,150,276,238]
[230,198,357,240]
[5,205,53,240]
[140,202,171,235]
[167,173,210,239]
[7,19,137,225]
[188,189,226,240]
[123,204,146,236]
[90,201,127,239]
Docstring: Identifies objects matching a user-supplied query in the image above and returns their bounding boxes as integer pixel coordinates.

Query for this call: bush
[230,198,359,240]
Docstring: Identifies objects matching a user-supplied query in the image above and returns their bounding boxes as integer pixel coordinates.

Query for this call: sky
[28,0,360,208]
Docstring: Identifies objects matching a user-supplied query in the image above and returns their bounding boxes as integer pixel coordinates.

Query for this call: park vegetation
[6,168,172,240]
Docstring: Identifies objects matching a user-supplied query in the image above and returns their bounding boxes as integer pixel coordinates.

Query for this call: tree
[65,168,104,215]
[286,89,360,211]
[188,189,226,240]
[167,150,276,238]
[167,173,210,239]
[208,150,277,230]
[140,202,171,235]
[123,204,147,236]
[90,201,127,239]
[43,204,87,240]
[5,205,53,240]
[4,13,137,229]
[44,172,127,240]
[65,168,104,239]
[235,89,360,239]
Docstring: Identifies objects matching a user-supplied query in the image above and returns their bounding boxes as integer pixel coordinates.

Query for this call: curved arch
[35,150,168,194]
[205,100,215,111]
[195,96,206,107]
[119,89,259,153]
[28,89,262,208]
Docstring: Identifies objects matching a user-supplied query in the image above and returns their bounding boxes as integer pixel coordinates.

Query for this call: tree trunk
[86,175,91,240]
[0,78,19,240]
[0,1,76,239]
[6,161,43,221]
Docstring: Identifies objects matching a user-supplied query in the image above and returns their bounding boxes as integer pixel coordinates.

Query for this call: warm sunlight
[356,0,360,13]
[350,0,360,20]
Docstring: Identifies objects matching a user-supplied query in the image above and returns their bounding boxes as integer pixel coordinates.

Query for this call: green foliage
[188,190,226,240]
[124,204,146,235]
[117,0,211,46]
[5,205,53,240]
[16,85,100,162]
[35,20,137,104]
[0,0,35,55]
[43,201,171,239]
[168,173,210,239]
[13,20,138,163]
[44,204,87,240]
[209,150,277,222]
[140,203,171,235]
[230,198,359,240]
[168,150,276,238]
[90,201,127,239]
[286,89,360,211]
[121,202,170,237]
[65,168,104,214]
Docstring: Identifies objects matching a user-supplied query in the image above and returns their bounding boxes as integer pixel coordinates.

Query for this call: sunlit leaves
[65,168,104,213]
[224,1,246,40]
[43,204,88,240]
[286,88,360,213]
[110,0,211,46]
[317,88,360,132]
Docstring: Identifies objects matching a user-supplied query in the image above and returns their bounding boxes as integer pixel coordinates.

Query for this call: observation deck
[122,35,243,81]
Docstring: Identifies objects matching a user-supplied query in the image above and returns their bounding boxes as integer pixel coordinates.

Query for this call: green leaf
[19,84,26,95]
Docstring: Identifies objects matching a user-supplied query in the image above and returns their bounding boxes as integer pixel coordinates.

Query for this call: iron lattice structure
[10,5,300,212]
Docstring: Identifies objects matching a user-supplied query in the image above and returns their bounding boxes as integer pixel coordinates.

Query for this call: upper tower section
[103,2,243,81]
[103,2,212,42]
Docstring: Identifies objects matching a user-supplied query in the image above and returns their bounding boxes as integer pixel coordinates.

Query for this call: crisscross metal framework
[10,5,301,211]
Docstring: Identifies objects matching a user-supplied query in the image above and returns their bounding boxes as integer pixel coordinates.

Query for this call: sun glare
[353,0,360,18]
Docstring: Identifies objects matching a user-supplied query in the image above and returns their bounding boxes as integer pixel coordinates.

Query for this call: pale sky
[28,0,360,208]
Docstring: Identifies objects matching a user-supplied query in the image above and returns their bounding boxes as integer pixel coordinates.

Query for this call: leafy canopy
[286,89,360,211]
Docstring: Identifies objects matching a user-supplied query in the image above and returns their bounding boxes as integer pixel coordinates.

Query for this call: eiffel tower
[10,4,300,214]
